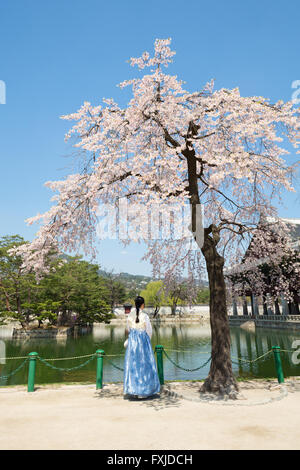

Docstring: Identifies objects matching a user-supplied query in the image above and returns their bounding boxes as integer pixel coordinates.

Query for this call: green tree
[0,235,43,327]
[21,300,61,328]
[125,288,139,304]
[0,236,112,327]
[163,278,199,314]
[196,288,210,305]
[40,256,112,326]
[140,280,168,317]
[101,271,127,313]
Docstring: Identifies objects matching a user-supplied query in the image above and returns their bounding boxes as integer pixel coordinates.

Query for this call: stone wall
[12,326,75,338]
[111,305,210,324]
[11,325,93,338]
[229,315,300,330]
[114,304,210,316]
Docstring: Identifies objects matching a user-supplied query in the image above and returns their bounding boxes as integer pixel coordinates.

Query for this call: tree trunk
[274,299,281,315]
[153,305,160,318]
[200,229,239,398]
[290,302,299,315]
[184,145,238,397]
[60,308,69,326]
[16,288,22,316]
[0,279,11,311]
[262,295,268,316]
[242,296,249,315]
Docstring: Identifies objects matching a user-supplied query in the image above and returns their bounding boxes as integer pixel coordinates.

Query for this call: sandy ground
[0,378,300,450]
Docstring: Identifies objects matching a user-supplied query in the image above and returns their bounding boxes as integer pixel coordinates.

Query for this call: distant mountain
[98,269,154,294]
[98,269,208,293]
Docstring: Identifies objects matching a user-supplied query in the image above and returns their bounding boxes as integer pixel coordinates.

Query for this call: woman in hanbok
[123,296,160,398]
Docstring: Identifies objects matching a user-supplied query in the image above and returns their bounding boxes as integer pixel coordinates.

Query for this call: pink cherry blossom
[9,38,299,297]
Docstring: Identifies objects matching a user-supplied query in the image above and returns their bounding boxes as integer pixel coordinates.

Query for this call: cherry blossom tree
[162,272,199,314]
[9,39,300,397]
[226,220,300,312]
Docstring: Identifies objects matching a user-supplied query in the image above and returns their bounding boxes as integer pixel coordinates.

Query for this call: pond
[0,323,299,387]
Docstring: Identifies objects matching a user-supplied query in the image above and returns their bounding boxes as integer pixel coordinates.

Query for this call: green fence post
[96,349,104,390]
[27,352,38,392]
[155,345,164,385]
[272,346,284,383]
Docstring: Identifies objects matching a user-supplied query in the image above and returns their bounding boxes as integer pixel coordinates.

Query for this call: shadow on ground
[94,384,182,410]
[92,378,300,407]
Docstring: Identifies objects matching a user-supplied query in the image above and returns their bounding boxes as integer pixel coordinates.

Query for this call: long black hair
[135,296,145,323]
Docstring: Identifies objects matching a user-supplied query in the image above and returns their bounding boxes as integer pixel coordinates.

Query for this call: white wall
[114,305,210,316]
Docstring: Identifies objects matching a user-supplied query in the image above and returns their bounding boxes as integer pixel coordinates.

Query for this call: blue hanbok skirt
[123,328,160,397]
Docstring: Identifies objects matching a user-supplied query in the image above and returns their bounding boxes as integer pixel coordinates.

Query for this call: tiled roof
[224,216,300,275]
[265,217,300,241]
[265,217,300,250]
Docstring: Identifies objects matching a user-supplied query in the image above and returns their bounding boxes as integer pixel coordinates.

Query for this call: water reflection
[93,325,125,340]
[0,324,299,386]
[0,325,15,338]
[230,327,300,378]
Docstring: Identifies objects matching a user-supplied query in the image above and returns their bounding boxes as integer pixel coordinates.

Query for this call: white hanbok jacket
[124,310,152,347]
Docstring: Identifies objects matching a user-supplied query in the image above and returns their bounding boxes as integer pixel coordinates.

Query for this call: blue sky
[0,0,299,276]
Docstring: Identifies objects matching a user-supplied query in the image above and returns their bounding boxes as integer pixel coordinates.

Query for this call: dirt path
[0,379,300,450]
